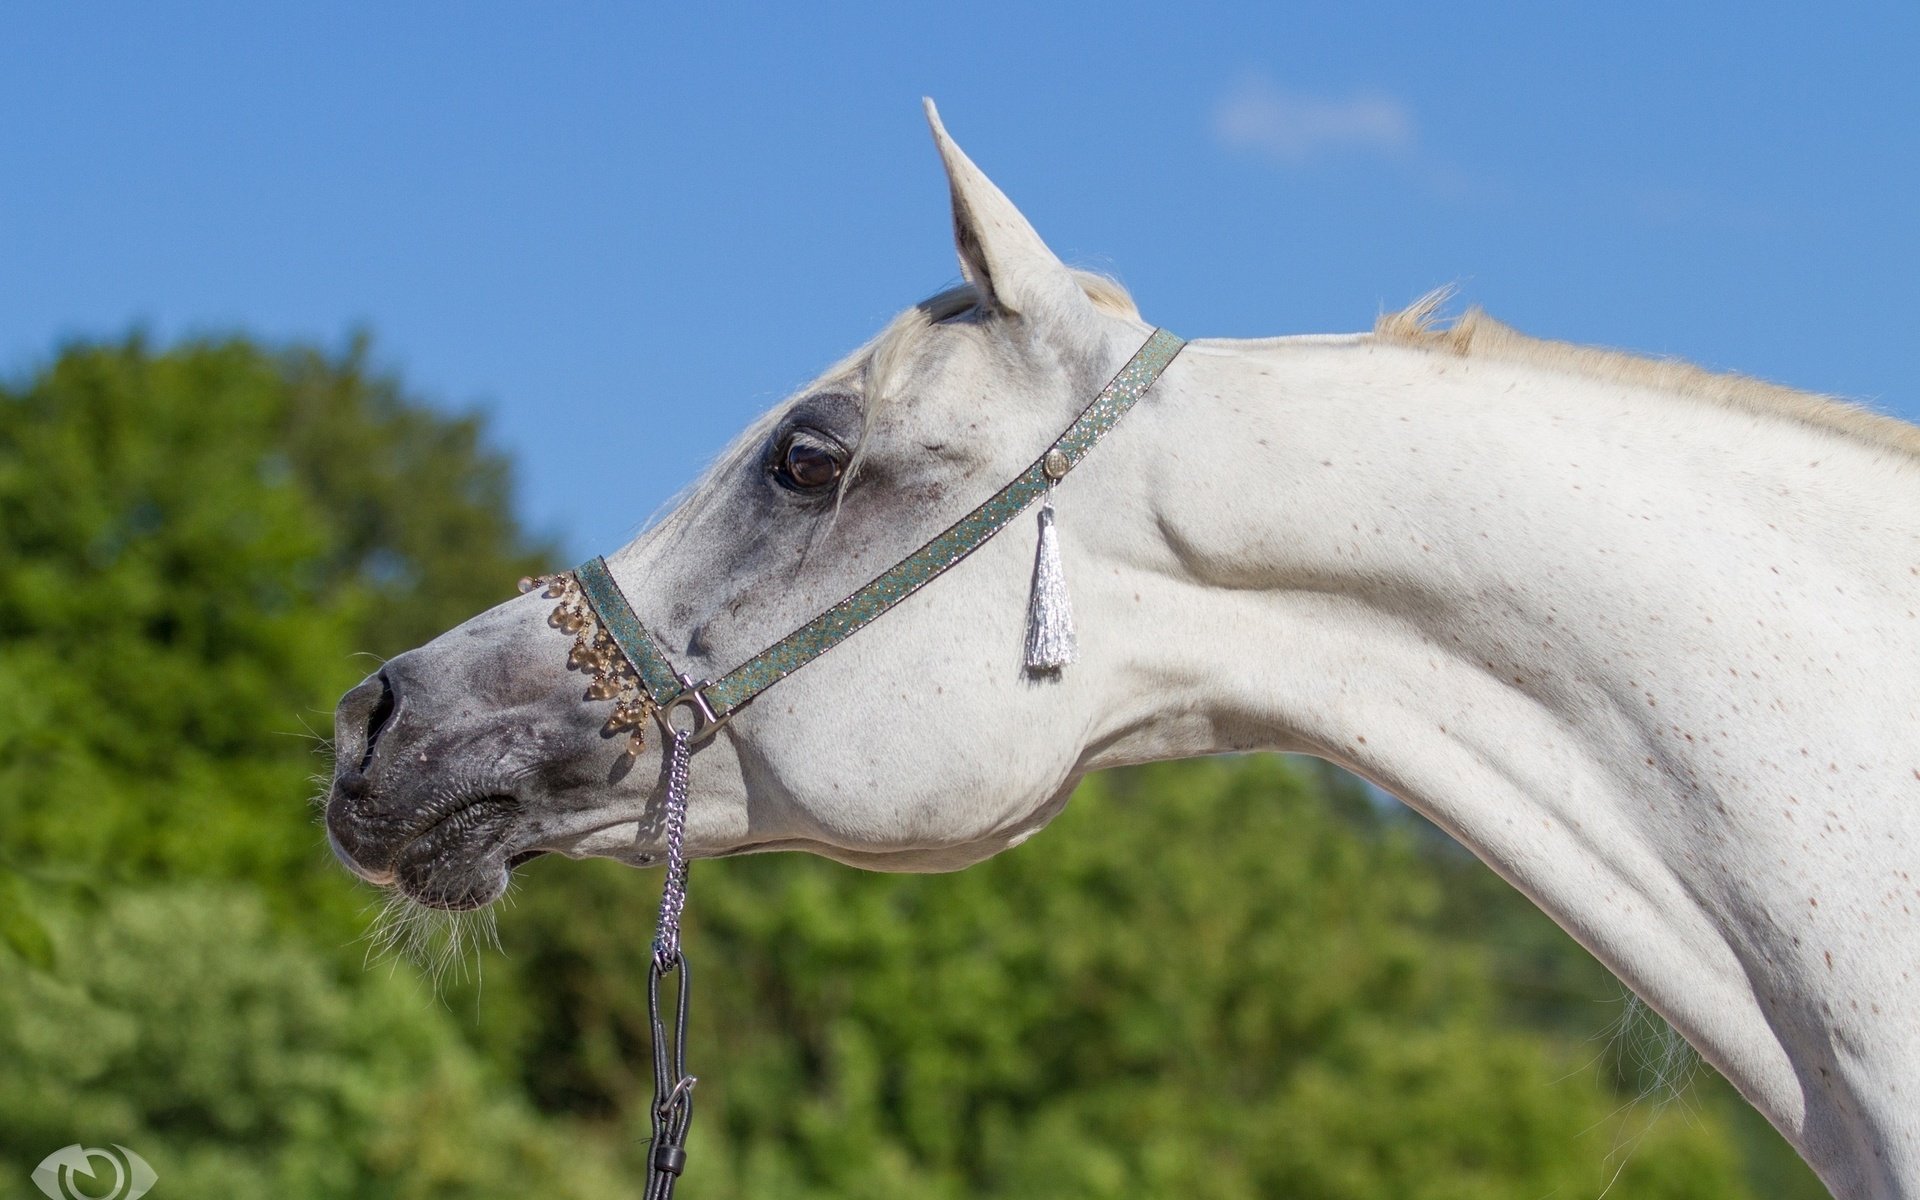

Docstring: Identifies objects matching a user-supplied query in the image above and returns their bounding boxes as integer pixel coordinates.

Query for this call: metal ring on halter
[654,674,728,744]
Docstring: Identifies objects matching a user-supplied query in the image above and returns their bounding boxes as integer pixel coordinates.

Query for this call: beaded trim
[520,573,660,757]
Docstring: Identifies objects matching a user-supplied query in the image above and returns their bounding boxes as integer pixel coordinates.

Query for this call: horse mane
[1374,290,1920,461]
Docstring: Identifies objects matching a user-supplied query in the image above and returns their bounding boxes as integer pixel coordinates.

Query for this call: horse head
[324,103,1175,910]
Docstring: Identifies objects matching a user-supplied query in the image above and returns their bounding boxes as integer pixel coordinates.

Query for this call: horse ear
[923,99,1088,321]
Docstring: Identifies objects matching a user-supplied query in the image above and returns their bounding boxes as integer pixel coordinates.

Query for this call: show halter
[521,327,1184,1197]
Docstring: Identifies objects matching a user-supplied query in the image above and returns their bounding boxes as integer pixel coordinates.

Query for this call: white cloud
[1213,76,1415,166]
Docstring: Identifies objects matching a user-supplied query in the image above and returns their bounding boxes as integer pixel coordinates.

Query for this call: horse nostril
[360,671,397,772]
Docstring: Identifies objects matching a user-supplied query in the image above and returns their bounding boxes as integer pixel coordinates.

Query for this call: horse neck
[1098,334,1920,1194]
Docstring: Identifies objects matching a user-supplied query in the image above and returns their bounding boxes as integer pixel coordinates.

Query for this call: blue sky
[5,3,1915,561]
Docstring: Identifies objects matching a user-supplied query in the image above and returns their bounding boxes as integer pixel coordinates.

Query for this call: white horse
[324,103,1919,1198]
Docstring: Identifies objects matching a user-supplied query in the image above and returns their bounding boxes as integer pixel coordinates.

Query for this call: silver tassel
[1024,485,1077,673]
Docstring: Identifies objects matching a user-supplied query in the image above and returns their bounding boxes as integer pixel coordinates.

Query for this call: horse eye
[776,435,845,492]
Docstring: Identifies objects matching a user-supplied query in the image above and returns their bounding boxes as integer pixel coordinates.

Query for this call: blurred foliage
[0,335,552,927]
[0,335,1827,1197]
[0,885,631,1198]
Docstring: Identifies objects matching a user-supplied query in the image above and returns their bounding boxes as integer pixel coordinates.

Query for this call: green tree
[0,334,553,915]
[0,334,603,1196]
[492,760,1790,1200]
[0,885,632,1197]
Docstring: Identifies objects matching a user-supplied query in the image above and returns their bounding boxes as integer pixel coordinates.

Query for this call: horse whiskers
[360,889,504,996]
[1586,1015,1706,1200]
[307,774,335,817]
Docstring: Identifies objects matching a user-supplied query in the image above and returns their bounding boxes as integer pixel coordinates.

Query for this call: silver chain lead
[643,727,697,1197]
[654,728,692,967]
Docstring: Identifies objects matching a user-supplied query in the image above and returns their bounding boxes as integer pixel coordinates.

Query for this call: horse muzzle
[325,661,533,910]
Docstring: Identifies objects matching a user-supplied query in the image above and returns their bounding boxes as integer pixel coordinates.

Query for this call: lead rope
[644,728,696,1198]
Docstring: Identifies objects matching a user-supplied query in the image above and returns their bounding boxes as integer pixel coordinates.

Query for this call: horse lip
[394,793,521,862]
[383,793,525,909]
[327,823,396,885]
[327,782,522,890]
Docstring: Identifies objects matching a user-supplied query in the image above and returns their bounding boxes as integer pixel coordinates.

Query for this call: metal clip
[644,951,696,1199]
[653,673,728,744]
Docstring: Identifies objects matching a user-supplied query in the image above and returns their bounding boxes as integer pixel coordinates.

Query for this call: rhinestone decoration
[574,557,686,703]
[522,572,657,757]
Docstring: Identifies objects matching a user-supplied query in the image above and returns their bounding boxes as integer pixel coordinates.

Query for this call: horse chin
[394,855,507,912]
[386,795,532,912]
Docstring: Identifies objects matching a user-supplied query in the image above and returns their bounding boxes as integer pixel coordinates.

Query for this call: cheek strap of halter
[561,327,1187,739]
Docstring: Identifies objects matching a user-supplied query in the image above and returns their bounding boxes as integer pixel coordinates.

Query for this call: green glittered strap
[701,328,1185,716]
[574,555,686,705]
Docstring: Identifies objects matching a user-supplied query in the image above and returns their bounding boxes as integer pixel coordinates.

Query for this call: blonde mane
[1375,291,1920,460]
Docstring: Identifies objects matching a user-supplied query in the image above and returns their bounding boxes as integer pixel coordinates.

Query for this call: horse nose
[328,667,404,882]
[335,669,399,775]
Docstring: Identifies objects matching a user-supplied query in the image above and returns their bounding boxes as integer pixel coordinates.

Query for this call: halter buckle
[655,674,728,744]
